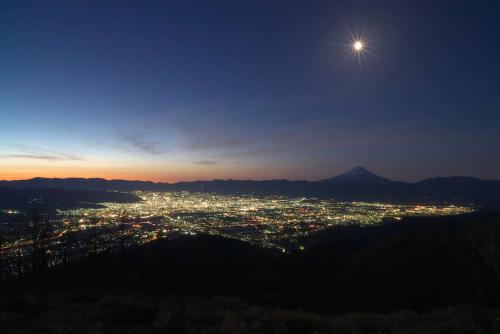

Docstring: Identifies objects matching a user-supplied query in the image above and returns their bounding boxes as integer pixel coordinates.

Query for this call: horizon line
[0,174,498,185]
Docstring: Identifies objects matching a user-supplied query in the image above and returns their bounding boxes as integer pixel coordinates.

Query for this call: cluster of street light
[60,191,473,250]
[0,191,473,276]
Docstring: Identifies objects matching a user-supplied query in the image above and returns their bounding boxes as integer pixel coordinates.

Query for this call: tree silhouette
[471,219,500,293]
[30,210,51,272]
[0,229,4,280]
[13,216,24,278]
[31,210,41,271]
[63,232,75,268]
[87,222,99,257]
[119,211,130,255]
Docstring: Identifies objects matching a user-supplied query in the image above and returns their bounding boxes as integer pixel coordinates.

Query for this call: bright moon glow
[354,40,363,51]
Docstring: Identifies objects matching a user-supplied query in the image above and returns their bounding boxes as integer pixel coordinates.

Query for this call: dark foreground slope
[1,212,500,333]
[0,187,140,212]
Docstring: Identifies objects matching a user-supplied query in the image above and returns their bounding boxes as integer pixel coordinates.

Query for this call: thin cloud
[0,145,85,161]
[121,135,166,155]
[2,154,67,161]
[187,137,248,151]
[194,160,217,165]
[0,153,84,161]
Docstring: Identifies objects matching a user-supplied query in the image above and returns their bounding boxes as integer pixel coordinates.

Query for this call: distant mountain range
[1,167,500,207]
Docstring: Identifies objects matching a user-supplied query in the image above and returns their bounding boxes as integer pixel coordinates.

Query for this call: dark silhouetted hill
[0,187,140,211]
[319,166,396,186]
[0,177,165,192]
[2,211,500,333]
[2,168,500,206]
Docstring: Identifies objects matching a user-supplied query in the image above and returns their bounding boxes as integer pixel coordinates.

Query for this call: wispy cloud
[3,154,68,161]
[0,145,85,161]
[121,134,166,155]
[194,160,217,165]
[189,139,247,151]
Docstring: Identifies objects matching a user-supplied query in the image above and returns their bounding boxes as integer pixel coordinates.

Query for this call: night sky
[1,0,500,182]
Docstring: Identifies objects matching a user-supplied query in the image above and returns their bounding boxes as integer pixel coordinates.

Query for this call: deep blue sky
[1,0,500,182]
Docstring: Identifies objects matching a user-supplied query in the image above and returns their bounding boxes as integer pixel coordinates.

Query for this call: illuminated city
[64,191,473,247]
[2,1,500,331]
[0,191,473,276]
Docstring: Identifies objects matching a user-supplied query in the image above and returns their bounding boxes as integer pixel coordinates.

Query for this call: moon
[353,40,364,52]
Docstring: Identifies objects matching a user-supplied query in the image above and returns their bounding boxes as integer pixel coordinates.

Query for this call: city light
[0,192,473,276]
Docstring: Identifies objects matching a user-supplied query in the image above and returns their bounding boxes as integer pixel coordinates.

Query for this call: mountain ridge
[4,167,498,186]
[1,168,500,207]
[318,166,398,186]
